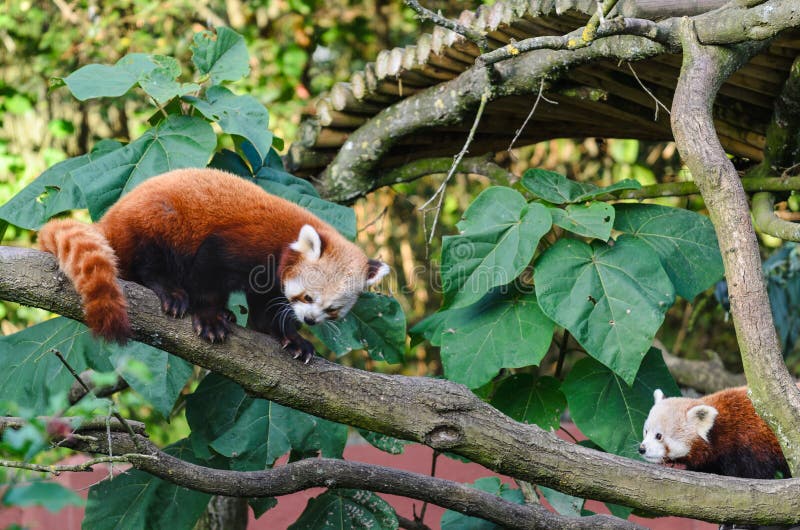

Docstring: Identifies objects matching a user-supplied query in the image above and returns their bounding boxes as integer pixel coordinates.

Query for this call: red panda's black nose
[304,316,316,326]
[638,445,646,455]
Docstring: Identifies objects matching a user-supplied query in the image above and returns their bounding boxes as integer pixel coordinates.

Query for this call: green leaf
[59,53,159,101]
[441,478,523,530]
[82,439,211,530]
[0,141,123,229]
[191,27,250,85]
[209,149,252,177]
[186,373,346,469]
[440,289,554,389]
[614,204,724,300]
[185,86,272,162]
[289,489,398,530]
[549,203,614,240]
[249,497,278,519]
[538,486,583,516]
[561,348,679,459]
[72,115,216,219]
[255,166,320,197]
[0,318,113,411]
[522,169,640,204]
[312,292,406,363]
[490,375,566,431]
[254,176,356,240]
[535,238,675,384]
[3,482,83,512]
[139,67,199,105]
[356,429,409,455]
[107,342,193,418]
[441,187,551,308]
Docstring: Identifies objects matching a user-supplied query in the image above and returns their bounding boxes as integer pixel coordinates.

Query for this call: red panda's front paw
[156,288,189,318]
[281,335,316,364]
[191,309,233,343]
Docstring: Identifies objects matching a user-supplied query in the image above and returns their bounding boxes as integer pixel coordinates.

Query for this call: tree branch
[752,192,800,242]
[2,247,800,525]
[670,18,800,475]
[653,340,746,394]
[26,424,639,530]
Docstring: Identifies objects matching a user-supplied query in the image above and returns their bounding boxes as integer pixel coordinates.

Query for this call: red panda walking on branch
[639,387,790,479]
[38,168,390,362]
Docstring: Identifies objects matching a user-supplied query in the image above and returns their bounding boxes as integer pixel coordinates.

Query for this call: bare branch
[0,454,155,475]
[403,0,488,53]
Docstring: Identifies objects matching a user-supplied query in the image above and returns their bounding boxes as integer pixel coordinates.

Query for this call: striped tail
[38,219,130,343]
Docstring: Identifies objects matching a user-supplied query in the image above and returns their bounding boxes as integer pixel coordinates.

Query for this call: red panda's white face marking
[639,389,718,464]
[283,225,390,326]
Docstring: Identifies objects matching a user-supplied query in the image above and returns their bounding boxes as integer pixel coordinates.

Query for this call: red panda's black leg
[129,241,191,318]
[246,289,316,363]
[185,236,239,343]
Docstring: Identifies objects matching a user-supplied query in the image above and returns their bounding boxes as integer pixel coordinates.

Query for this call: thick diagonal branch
[670,19,800,475]
[1,247,800,525]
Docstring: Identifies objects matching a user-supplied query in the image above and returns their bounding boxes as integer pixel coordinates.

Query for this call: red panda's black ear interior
[290,224,322,261]
[366,259,390,286]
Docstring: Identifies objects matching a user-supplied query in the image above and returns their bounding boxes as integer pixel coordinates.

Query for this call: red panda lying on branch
[639,387,790,479]
[38,168,389,363]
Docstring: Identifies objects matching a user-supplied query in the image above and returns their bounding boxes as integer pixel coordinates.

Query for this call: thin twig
[416,450,440,524]
[420,89,490,244]
[555,330,570,379]
[51,349,144,453]
[0,454,156,475]
[507,78,557,154]
[627,63,670,120]
[403,0,489,53]
[357,206,388,234]
[582,0,620,42]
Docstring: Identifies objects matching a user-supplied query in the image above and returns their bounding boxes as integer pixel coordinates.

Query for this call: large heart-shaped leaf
[253,176,356,240]
[184,86,272,161]
[312,292,406,363]
[614,203,723,300]
[522,169,640,204]
[185,373,346,470]
[561,348,680,459]
[106,342,193,419]
[71,115,216,219]
[57,53,159,101]
[535,237,675,383]
[549,202,614,240]
[190,27,250,85]
[440,289,554,389]
[0,318,112,411]
[83,439,212,530]
[0,140,122,229]
[289,489,398,530]
[441,187,551,308]
[490,375,566,431]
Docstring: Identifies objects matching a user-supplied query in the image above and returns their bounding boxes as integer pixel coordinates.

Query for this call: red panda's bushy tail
[38,219,130,343]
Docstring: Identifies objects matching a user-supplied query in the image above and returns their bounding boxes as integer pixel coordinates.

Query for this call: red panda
[639,387,790,479]
[38,168,389,362]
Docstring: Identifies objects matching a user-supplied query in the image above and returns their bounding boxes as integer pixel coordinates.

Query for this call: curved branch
[1,247,800,525]
[752,192,800,242]
[670,19,800,475]
[49,428,640,530]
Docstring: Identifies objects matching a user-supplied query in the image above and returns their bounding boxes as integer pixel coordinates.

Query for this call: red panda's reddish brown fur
[38,219,130,342]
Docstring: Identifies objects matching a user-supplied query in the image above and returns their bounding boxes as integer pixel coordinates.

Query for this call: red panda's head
[280,224,389,326]
[639,389,718,464]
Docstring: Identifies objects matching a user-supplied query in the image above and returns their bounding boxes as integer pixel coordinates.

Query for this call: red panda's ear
[366,259,390,287]
[653,389,665,403]
[290,225,322,262]
[688,405,718,441]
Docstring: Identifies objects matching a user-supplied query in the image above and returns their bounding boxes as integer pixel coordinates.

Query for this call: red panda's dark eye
[655,433,662,441]
[303,294,313,303]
